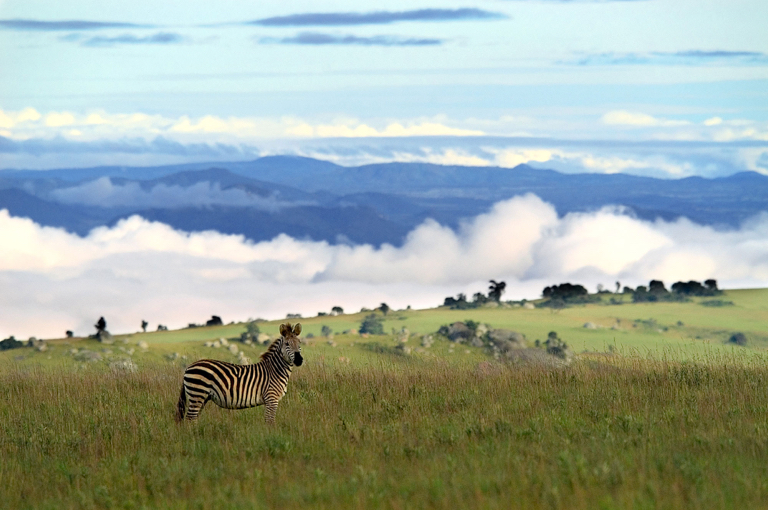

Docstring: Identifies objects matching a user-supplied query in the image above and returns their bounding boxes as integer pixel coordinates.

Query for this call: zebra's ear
[279,323,291,337]
[293,323,302,336]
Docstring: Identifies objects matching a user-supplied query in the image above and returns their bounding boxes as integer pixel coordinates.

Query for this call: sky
[1,1,767,338]
[1,0,767,176]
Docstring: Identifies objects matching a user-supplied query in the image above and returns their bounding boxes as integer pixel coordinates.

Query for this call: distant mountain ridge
[1,157,766,246]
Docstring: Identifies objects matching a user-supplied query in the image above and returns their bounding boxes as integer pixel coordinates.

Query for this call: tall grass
[3,354,768,509]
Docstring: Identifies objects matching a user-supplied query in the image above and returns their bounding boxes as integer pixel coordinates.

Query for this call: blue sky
[1,0,767,176]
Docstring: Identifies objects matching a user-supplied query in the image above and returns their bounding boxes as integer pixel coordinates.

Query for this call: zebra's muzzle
[293,353,303,366]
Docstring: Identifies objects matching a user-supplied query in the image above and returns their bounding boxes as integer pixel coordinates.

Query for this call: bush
[729,332,748,346]
[701,300,734,307]
[359,314,384,335]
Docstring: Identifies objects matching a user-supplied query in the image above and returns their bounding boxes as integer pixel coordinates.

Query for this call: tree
[705,279,718,291]
[378,303,390,316]
[615,281,621,293]
[246,321,260,338]
[542,283,588,301]
[359,314,384,335]
[65,330,73,338]
[95,317,107,334]
[649,280,667,293]
[331,306,344,315]
[141,320,148,333]
[488,280,507,302]
[206,315,223,326]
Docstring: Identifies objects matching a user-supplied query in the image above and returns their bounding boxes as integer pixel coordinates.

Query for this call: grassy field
[3,355,768,509]
[2,288,768,508]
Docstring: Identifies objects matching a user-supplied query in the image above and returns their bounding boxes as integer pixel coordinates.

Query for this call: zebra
[176,322,303,424]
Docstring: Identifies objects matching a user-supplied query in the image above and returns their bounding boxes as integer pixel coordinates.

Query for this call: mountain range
[1,156,766,246]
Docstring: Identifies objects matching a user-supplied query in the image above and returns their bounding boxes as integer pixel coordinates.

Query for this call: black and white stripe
[176,322,303,424]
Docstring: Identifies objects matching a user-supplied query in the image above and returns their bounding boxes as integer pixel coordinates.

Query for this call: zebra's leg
[264,398,279,424]
[185,395,209,421]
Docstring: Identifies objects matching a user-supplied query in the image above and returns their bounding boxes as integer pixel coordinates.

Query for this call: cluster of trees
[542,283,588,301]
[539,283,598,309]
[443,280,507,309]
[631,279,720,303]
[538,279,722,307]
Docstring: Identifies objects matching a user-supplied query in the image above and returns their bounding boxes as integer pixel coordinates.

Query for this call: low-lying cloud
[250,9,505,27]
[80,32,185,47]
[1,194,767,338]
[567,50,768,66]
[259,32,443,47]
[0,19,150,31]
[49,177,300,211]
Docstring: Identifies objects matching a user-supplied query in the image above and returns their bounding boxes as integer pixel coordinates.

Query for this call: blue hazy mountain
[1,157,766,246]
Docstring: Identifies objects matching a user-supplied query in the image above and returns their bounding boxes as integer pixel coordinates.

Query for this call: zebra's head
[279,322,303,366]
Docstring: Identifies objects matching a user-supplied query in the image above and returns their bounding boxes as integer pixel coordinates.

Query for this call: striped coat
[176,322,303,424]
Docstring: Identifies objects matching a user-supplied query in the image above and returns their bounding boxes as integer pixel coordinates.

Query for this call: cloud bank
[259,32,443,47]
[0,19,150,31]
[567,50,768,66]
[1,194,767,338]
[80,32,185,47]
[250,9,505,27]
[49,177,299,211]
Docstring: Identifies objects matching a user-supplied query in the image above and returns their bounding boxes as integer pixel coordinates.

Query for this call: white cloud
[286,120,484,138]
[1,194,767,339]
[602,110,690,127]
[0,107,42,129]
[49,177,303,210]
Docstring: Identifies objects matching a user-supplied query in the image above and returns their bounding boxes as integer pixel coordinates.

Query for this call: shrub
[359,314,384,335]
[729,332,748,346]
[701,300,734,307]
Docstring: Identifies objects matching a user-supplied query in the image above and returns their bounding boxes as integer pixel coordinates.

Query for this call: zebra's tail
[175,383,186,423]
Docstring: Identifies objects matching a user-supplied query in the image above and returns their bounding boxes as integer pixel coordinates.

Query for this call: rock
[96,330,114,344]
[483,301,499,308]
[257,333,271,344]
[470,336,484,348]
[228,344,239,355]
[523,303,535,310]
[395,344,411,355]
[74,350,102,362]
[27,338,48,352]
[327,340,337,347]
[488,329,526,349]
[204,341,213,347]
[137,341,149,351]
[583,322,598,329]
[219,338,229,346]
[109,359,137,372]
[443,322,473,343]
[475,324,489,336]
[503,348,571,367]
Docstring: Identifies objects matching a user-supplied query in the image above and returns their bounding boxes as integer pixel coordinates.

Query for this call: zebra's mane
[260,336,284,362]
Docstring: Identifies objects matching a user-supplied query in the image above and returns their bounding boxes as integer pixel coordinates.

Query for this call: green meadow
[2,288,768,509]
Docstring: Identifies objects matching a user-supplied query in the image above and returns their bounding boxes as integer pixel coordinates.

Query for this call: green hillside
[3,288,765,370]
